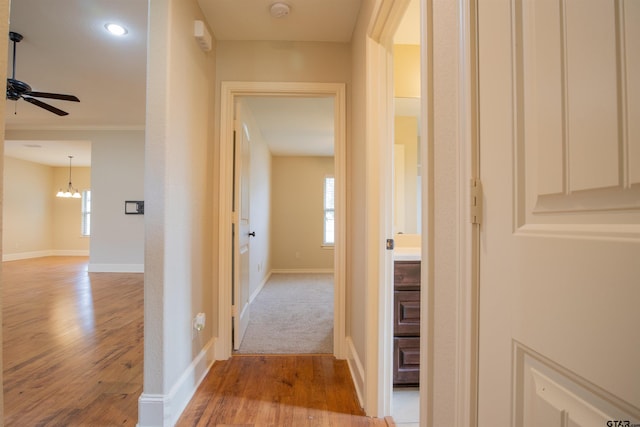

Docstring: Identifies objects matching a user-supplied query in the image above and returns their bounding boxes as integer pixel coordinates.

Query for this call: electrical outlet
[193,312,206,333]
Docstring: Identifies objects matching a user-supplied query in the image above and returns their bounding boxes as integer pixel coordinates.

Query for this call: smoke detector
[270,2,291,18]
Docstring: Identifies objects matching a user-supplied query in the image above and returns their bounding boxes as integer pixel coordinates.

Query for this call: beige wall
[215,41,351,84]
[271,156,334,271]
[348,0,376,396]
[394,116,419,234]
[89,132,144,272]
[394,44,421,98]
[3,156,90,259]
[140,0,216,424]
[3,157,54,256]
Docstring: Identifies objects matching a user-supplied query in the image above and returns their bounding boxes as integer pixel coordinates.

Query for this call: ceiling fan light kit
[6,31,80,116]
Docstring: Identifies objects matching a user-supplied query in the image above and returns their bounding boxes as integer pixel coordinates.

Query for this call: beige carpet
[236,273,334,354]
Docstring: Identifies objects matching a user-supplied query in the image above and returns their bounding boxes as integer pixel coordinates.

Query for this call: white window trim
[81,190,91,237]
[323,175,335,246]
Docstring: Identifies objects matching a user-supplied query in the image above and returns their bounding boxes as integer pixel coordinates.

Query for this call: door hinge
[231,305,238,317]
[470,178,483,225]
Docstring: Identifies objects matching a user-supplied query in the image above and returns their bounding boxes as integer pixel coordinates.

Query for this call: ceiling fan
[6,31,80,116]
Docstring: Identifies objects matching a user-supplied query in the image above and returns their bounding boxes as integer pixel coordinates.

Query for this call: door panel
[233,113,251,350]
[478,0,640,425]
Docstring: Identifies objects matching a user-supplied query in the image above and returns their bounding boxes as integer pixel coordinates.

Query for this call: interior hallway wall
[215,41,351,84]
[348,0,376,404]
[140,0,216,424]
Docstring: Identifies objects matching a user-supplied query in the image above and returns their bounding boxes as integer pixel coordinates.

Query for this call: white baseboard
[249,271,272,303]
[346,337,365,408]
[88,263,144,273]
[3,250,52,262]
[137,394,168,427]
[3,255,144,274]
[2,250,89,262]
[138,337,216,427]
[270,268,334,274]
[53,250,90,256]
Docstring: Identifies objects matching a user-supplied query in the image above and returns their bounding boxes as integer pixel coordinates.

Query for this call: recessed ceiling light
[105,23,128,36]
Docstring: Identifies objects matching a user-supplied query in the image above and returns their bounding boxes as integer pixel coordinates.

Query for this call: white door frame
[417,1,479,425]
[451,1,480,425]
[364,0,415,417]
[216,81,347,360]
[368,0,479,424]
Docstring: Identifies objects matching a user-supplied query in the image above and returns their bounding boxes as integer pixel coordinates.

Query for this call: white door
[477,1,640,426]
[233,111,251,350]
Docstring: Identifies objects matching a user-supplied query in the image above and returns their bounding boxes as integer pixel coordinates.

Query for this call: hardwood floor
[177,355,388,427]
[2,257,143,426]
[3,257,389,426]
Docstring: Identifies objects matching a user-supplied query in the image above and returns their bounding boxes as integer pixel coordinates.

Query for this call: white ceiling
[4,0,419,167]
[4,0,147,167]
[243,96,335,156]
[4,140,91,167]
[198,0,364,42]
[5,0,148,129]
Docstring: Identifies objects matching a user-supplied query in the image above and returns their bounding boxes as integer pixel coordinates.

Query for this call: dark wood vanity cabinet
[393,260,421,386]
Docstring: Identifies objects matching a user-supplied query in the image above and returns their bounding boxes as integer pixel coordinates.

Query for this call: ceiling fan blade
[26,91,80,102]
[23,96,69,116]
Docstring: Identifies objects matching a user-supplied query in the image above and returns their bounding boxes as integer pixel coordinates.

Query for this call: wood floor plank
[2,257,143,426]
[177,355,388,427]
[3,257,390,426]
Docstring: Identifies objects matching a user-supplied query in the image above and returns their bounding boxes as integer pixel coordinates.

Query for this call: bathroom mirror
[393,97,421,235]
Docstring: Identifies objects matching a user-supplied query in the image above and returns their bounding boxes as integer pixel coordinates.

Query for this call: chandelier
[56,155,81,198]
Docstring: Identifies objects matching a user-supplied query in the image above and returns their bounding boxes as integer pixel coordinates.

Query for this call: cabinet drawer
[394,261,421,290]
[393,337,420,385]
[394,291,420,336]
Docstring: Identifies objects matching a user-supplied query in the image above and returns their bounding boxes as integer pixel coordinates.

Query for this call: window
[323,176,335,245]
[81,190,91,236]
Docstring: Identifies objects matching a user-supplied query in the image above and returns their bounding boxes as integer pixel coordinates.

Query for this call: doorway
[216,82,347,361]
[389,0,422,424]
[231,95,336,354]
